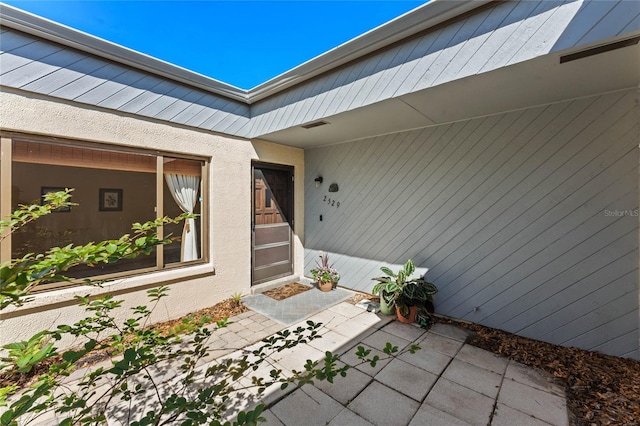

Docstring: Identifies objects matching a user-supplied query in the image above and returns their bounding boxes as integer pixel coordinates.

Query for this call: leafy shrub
[0,191,419,425]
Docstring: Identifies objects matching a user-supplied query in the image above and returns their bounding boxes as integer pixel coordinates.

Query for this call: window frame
[0,131,210,291]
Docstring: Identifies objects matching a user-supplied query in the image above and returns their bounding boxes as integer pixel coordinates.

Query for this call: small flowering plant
[310,253,340,283]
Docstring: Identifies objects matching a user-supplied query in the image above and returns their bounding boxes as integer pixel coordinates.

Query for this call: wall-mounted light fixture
[314,176,323,187]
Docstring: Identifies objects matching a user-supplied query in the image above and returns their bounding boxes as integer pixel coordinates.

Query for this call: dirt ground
[3,284,638,426]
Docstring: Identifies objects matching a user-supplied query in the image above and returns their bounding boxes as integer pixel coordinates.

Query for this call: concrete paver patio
[232,290,570,426]
[27,288,568,425]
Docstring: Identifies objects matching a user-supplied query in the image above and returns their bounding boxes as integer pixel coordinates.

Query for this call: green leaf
[380,267,395,276]
[1,409,15,425]
[31,343,54,364]
[15,355,30,368]
[123,348,136,361]
[59,418,73,426]
[84,340,97,351]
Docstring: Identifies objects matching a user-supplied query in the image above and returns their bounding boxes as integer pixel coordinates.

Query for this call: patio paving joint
[488,358,509,425]
[66,298,570,425]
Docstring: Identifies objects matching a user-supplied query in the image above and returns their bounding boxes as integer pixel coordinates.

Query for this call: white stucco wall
[0,88,304,348]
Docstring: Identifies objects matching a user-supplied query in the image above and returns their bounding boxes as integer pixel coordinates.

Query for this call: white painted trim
[0,263,216,315]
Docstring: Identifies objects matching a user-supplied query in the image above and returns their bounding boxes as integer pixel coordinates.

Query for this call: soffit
[257,39,640,148]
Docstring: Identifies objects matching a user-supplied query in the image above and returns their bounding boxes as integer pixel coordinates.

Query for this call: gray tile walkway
[242,286,354,325]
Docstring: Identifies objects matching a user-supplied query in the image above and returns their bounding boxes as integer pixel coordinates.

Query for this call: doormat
[262,282,312,301]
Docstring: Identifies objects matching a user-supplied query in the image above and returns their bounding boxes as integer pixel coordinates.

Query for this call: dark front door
[252,163,293,285]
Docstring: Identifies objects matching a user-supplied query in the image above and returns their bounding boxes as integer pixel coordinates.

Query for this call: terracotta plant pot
[396,305,417,323]
[318,280,333,292]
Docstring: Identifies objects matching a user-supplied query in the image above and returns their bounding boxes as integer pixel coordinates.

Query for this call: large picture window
[2,134,206,289]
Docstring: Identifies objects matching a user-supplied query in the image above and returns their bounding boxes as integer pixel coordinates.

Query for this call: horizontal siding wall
[0,29,252,137]
[304,89,639,358]
[251,0,639,138]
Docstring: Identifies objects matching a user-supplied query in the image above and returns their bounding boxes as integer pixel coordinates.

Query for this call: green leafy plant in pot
[372,259,418,316]
[396,278,437,323]
[310,252,340,292]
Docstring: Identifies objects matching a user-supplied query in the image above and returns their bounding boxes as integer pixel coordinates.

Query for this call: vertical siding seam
[495,195,639,328]
[312,132,407,250]
[345,120,478,260]
[19,58,91,94]
[328,126,450,251]
[392,112,531,264]
[426,103,576,287]
[72,67,132,104]
[355,117,496,260]
[476,147,639,323]
[561,308,639,350]
[442,102,636,315]
[50,62,121,100]
[488,1,560,72]
[519,260,638,338]
[432,95,604,294]
[386,116,509,262]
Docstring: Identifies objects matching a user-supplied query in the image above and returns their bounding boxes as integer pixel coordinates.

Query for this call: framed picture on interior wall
[41,187,71,212]
[99,188,123,211]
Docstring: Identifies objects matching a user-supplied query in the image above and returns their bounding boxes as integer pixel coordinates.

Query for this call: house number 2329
[323,196,340,208]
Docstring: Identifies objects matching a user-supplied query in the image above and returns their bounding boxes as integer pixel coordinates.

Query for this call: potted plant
[371,259,417,315]
[372,259,438,320]
[310,253,340,292]
[395,278,437,323]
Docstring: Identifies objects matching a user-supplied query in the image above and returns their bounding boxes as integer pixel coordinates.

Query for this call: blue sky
[3,1,425,89]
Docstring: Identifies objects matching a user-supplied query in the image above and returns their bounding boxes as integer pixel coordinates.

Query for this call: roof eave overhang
[0,3,250,103]
[1,0,490,106]
[248,0,492,103]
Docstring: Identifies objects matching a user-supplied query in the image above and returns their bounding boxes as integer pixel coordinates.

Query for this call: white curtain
[164,174,200,261]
